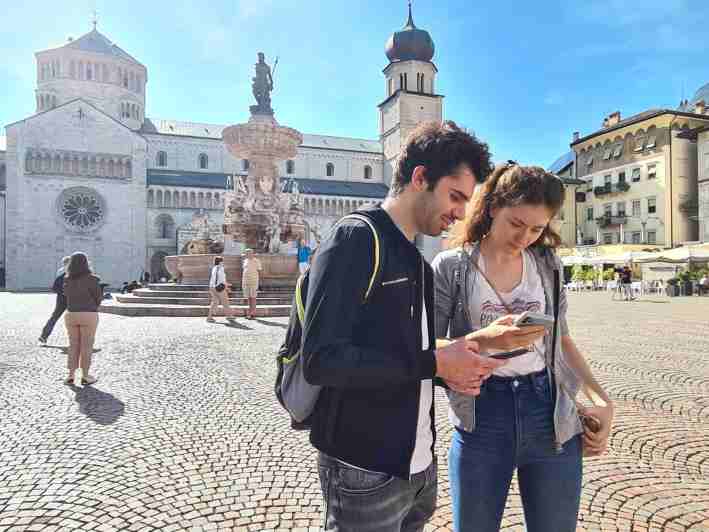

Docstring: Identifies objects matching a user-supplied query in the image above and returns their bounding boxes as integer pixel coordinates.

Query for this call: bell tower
[379,3,443,185]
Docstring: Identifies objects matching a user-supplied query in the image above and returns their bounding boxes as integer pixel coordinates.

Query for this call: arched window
[123,74,128,88]
[156,190,163,207]
[147,189,154,207]
[199,153,208,169]
[86,64,92,80]
[242,159,250,171]
[364,165,372,179]
[70,61,76,78]
[326,163,334,177]
[155,214,175,239]
[156,151,167,167]
[286,160,295,174]
[52,95,57,108]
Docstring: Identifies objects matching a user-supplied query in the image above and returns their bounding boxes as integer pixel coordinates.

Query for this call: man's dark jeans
[317,452,437,532]
[448,370,582,532]
[40,295,66,341]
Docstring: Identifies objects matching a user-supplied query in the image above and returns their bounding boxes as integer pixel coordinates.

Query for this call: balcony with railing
[593,181,630,196]
[595,214,627,228]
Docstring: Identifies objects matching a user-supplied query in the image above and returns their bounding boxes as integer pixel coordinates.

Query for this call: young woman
[63,252,102,385]
[432,163,614,532]
[207,256,235,323]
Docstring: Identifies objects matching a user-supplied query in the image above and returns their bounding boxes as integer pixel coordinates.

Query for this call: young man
[242,249,262,319]
[302,121,506,532]
[39,256,70,345]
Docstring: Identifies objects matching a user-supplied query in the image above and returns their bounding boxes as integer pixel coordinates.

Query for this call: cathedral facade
[1,7,443,289]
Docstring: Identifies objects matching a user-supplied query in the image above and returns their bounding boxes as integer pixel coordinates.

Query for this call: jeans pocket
[534,374,554,404]
[337,464,396,495]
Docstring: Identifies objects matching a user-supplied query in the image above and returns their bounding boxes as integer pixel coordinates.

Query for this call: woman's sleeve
[431,252,454,339]
[553,254,570,335]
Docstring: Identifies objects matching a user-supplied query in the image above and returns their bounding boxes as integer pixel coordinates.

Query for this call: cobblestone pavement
[1,292,708,532]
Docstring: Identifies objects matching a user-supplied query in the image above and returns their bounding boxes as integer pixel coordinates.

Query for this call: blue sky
[2,0,708,167]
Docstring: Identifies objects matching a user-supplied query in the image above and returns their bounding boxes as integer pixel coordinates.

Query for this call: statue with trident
[251,52,278,114]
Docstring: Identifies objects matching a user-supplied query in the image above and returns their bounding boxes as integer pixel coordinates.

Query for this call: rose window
[57,187,106,232]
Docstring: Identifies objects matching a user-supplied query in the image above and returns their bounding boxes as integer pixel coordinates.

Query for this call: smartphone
[489,347,530,360]
[513,311,554,329]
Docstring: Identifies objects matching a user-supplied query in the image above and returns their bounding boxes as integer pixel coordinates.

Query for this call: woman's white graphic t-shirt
[469,249,547,377]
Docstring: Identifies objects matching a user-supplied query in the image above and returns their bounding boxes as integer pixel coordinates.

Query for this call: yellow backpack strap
[295,273,306,325]
[341,214,380,301]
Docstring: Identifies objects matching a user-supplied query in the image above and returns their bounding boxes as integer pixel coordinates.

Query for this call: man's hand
[467,315,546,352]
[435,338,506,396]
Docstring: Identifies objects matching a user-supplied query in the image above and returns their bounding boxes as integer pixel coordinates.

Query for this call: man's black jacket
[302,207,437,479]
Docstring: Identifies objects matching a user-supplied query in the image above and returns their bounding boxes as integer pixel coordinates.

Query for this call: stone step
[114,294,292,306]
[130,288,291,299]
[99,301,292,318]
[146,283,296,293]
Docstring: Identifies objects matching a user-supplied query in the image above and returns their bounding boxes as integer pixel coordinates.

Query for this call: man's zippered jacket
[302,207,437,479]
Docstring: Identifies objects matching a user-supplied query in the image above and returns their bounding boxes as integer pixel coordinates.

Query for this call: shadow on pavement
[68,384,125,425]
[253,319,288,329]
[219,320,252,330]
[44,345,102,354]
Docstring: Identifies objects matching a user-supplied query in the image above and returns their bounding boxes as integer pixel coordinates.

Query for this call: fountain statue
[165,53,305,288]
[221,52,306,253]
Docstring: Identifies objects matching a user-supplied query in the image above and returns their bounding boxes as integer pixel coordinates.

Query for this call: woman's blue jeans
[448,370,582,532]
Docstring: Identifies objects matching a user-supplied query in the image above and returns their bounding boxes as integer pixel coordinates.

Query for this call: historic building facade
[548,88,709,252]
[1,6,443,289]
[571,108,709,248]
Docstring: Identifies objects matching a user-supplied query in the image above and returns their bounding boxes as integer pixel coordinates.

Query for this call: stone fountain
[165,53,305,289]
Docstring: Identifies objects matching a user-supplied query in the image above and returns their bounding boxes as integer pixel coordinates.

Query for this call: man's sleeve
[302,221,436,389]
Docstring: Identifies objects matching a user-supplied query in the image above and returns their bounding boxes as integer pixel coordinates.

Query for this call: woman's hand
[467,315,546,352]
[578,403,614,457]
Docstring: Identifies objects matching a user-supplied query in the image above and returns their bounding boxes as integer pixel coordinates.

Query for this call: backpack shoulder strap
[340,213,381,302]
[294,273,307,325]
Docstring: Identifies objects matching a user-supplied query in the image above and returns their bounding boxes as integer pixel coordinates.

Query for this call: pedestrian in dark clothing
[39,256,71,345]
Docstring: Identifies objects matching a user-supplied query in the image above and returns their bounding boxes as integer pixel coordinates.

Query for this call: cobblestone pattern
[1,293,708,531]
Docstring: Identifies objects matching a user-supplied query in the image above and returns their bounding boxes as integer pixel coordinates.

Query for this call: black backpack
[275,213,384,430]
